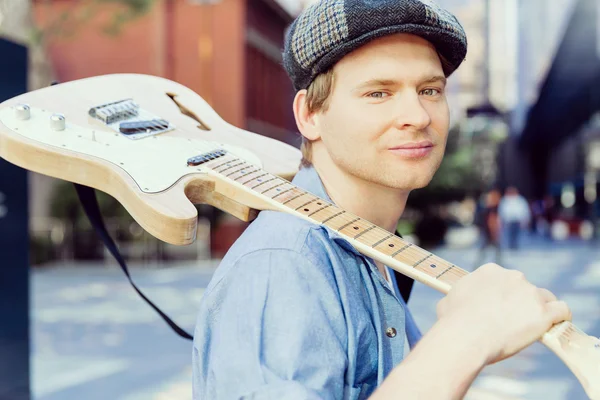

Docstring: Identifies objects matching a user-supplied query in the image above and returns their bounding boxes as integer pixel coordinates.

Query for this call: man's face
[312,33,450,191]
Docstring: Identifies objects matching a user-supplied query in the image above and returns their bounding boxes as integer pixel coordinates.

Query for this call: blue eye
[368,92,388,98]
[421,88,441,96]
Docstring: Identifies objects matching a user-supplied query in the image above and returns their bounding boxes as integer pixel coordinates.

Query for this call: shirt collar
[291,166,356,251]
[291,165,404,300]
[291,165,332,202]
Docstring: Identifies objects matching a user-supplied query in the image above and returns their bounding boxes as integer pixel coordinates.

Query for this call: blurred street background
[1,0,600,399]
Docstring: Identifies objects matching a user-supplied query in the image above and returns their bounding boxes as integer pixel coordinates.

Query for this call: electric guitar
[0,74,598,398]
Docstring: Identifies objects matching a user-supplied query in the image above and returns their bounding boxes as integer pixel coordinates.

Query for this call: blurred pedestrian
[475,189,502,267]
[499,186,531,249]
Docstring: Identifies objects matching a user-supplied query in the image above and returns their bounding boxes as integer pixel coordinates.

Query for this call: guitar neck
[205,154,466,293]
[203,153,600,398]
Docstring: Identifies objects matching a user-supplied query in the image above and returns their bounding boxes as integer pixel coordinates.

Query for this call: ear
[293,89,321,141]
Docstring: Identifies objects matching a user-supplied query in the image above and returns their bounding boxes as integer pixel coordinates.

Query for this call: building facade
[30,0,299,258]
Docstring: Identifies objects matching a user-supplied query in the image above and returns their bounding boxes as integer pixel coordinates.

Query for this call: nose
[394,93,431,131]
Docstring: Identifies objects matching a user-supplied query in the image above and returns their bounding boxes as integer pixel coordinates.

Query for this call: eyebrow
[422,76,447,86]
[353,75,447,91]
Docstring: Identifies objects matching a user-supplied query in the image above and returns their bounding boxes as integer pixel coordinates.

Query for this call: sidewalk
[410,235,600,400]
[32,236,599,399]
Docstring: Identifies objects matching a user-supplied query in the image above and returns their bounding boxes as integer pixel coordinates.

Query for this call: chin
[380,164,438,190]
[373,173,434,191]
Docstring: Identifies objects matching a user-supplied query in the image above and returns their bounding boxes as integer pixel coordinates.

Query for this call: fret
[338,218,373,237]
[353,225,388,244]
[337,217,361,232]
[237,170,265,184]
[276,188,307,204]
[225,165,252,178]
[214,160,244,173]
[413,253,433,267]
[393,248,432,269]
[282,191,307,204]
[217,160,246,175]
[270,186,296,199]
[284,193,314,209]
[228,167,260,181]
[250,174,283,190]
[259,180,287,194]
[391,243,412,257]
[206,157,235,170]
[353,225,376,239]
[295,198,318,211]
[321,210,346,224]
[371,233,395,248]
[299,199,328,215]
[414,256,447,277]
[263,183,295,197]
[442,267,467,285]
[435,265,454,279]
[307,204,331,218]
[242,170,269,188]
[412,263,440,279]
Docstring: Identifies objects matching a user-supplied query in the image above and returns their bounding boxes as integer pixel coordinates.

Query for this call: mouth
[388,141,434,159]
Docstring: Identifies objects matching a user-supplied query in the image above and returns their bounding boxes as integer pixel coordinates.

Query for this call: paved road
[32,236,600,399]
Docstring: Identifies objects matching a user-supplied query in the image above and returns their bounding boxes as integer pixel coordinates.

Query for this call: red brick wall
[32,0,246,127]
[245,0,296,143]
[33,0,166,81]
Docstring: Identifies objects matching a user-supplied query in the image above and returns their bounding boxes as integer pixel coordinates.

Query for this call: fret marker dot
[317,202,322,205]
[388,244,395,247]
[430,264,437,268]
[353,226,359,230]
[304,208,310,212]
[276,188,281,191]
[257,179,262,182]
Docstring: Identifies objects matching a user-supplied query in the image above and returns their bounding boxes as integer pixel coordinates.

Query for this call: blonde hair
[300,69,335,167]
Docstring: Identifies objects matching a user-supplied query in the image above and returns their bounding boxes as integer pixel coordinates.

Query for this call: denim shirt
[193,166,422,400]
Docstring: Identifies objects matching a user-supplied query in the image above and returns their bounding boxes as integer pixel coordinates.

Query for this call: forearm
[370,317,488,399]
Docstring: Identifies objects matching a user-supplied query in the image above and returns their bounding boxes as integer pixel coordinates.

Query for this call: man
[499,186,531,249]
[193,1,570,399]
[475,188,502,267]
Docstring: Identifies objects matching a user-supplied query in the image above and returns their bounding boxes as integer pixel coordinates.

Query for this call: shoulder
[222,209,344,267]
[205,210,354,295]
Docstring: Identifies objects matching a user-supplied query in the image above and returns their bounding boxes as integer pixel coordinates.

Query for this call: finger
[545,300,572,324]
[538,288,557,303]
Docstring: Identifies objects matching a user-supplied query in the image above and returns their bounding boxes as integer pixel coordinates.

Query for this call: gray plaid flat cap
[283,0,467,91]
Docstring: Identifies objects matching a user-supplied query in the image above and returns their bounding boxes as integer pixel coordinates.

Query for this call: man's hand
[436,263,572,364]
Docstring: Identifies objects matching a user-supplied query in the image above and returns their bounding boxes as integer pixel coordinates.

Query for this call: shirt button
[386,327,397,338]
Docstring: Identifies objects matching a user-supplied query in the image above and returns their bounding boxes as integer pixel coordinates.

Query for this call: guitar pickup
[119,119,170,135]
[187,149,227,166]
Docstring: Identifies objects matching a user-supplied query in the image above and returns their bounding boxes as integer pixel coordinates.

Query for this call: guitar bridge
[88,99,175,140]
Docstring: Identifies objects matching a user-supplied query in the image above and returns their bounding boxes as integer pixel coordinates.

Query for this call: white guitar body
[0,74,300,244]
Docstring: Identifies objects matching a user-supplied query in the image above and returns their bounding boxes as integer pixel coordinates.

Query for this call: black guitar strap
[74,183,193,341]
[393,269,414,303]
[392,233,415,303]
[74,184,412,340]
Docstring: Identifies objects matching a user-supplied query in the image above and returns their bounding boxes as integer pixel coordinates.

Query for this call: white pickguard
[0,106,262,193]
